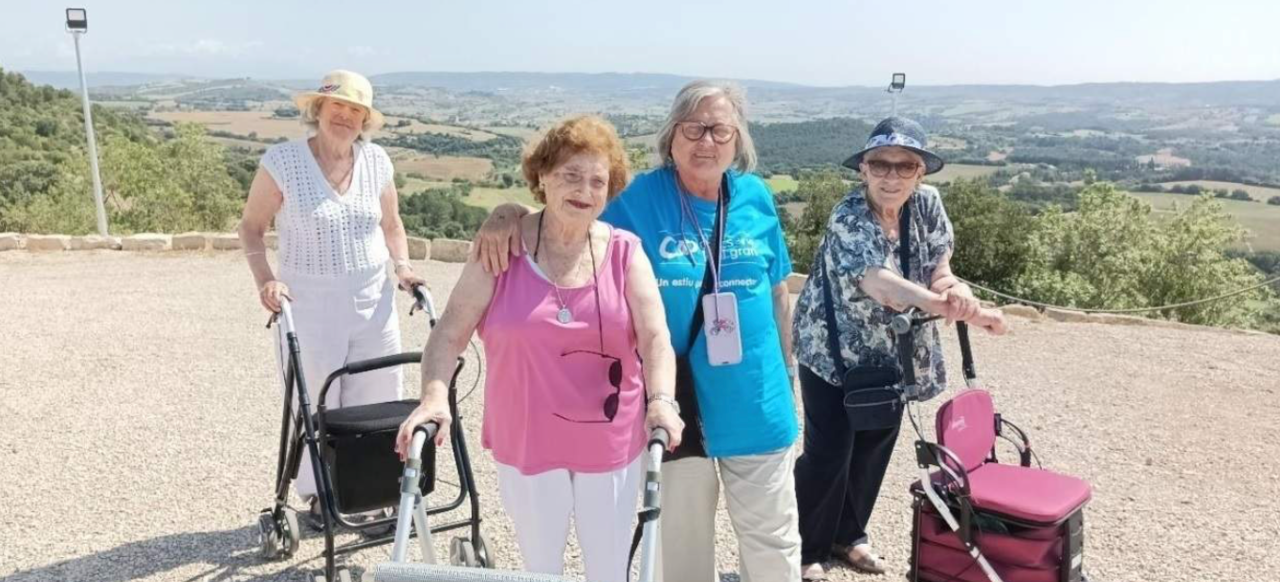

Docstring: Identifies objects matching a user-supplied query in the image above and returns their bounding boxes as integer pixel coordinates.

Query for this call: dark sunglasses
[553,350,622,424]
[864,159,921,179]
[678,122,737,144]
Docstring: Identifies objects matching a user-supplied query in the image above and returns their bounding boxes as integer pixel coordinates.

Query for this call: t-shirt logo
[658,235,702,261]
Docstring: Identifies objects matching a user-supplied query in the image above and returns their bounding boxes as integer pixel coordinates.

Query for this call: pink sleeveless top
[478,226,647,475]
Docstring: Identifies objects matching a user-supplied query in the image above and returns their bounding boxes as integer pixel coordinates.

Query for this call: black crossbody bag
[664,180,728,461]
[820,200,912,430]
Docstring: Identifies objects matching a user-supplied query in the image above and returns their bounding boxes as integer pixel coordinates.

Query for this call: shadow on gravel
[3,526,275,582]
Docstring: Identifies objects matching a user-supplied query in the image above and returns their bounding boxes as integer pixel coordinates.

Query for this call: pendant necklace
[535,212,593,325]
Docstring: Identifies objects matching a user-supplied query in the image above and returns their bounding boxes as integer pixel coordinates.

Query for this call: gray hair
[655,80,757,174]
[299,97,379,141]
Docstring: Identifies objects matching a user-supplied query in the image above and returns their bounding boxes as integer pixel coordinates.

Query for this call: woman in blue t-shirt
[473,81,801,582]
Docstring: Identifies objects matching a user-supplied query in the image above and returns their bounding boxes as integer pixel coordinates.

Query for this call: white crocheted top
[260,139,395,277]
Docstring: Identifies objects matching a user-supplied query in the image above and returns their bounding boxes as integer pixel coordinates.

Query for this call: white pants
[496,457,643,582]
[276,267,403,499]
[656,448,802,582]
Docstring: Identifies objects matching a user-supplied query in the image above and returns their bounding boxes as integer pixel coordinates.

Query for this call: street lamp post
[887,73,906,117]
[66,8,109,237]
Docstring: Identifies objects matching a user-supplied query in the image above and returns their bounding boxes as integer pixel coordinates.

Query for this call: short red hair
[522,115,630,203]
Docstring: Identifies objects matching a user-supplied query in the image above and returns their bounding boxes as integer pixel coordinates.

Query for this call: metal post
[892,93,899,117]
[72,31,109,237]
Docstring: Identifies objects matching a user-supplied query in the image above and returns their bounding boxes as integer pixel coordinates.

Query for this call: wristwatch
[648,394,681,414]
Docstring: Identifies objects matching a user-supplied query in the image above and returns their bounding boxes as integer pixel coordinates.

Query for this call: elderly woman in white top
[238,69,425,518]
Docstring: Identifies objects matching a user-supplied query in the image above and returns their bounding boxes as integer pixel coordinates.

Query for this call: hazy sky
[4,0,1278,87]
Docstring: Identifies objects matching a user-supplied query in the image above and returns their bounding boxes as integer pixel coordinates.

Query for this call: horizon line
[12,68,1280,90]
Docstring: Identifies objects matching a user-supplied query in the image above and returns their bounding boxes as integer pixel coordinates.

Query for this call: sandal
[833,544,887,575]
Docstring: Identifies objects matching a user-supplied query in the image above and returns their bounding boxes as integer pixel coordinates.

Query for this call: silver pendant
[557,308,572,324]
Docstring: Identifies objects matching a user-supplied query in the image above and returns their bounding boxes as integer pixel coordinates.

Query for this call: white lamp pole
[66,8,109,237]
[887,73,906,117]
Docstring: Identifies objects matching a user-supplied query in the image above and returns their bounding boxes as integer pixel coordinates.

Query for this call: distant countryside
[2,69,1278,332]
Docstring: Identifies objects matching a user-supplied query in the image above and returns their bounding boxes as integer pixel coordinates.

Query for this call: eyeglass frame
[862,158,923,179]
[677,121,738,144]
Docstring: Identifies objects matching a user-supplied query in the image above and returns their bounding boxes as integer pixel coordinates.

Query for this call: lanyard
[678,184,726,294]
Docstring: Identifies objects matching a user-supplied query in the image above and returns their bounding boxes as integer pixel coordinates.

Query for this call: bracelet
[393,259,412,272]
[647,394,681,414]
[244,251,265,257]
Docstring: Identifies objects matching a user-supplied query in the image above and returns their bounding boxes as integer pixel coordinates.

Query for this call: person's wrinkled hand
[941,285,980,324]
[395,397,452,460]
[645,399,684,451]
[259,280,292,313]
[975,308,1008,336]
[469,204,528,274]
[396,269,428,293]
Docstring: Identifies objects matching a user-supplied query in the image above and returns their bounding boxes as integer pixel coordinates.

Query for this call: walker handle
[409,284,439,326]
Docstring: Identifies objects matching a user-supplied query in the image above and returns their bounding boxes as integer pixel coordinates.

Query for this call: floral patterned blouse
[792,184,954,399]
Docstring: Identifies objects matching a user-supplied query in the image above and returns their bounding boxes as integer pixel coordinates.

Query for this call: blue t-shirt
[601,166,797,457]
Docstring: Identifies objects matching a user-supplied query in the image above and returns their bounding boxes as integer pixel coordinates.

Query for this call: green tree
[941,179,1036,288]
[627,145,652,172]
[783,170,849,274]
[1011,185,1275,327]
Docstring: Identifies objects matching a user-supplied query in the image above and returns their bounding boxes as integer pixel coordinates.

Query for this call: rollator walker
[885,314,1093,582]
[254,286,492,582]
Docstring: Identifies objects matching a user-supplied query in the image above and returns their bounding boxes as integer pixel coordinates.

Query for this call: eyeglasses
[553,350,622,424]
[551,169,609,192]
[678,122,737,144]
[863,159,921,179]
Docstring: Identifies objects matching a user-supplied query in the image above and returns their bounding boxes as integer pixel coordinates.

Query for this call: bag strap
[821,195,912,381]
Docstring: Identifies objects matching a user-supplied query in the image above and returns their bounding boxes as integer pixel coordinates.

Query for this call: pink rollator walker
[891,315,1093,582]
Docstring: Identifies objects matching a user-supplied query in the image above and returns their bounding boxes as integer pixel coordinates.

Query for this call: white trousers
[276,267,403,500]
[656,448,802,582]
[496,457,643,582]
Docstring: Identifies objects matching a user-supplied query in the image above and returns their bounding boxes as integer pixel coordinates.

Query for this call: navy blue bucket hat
[841,116,945,175]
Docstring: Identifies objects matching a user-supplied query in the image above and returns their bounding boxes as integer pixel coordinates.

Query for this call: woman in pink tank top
[397,116,683,582]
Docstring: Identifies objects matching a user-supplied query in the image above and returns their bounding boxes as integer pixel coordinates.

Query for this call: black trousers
[793,365,902,565]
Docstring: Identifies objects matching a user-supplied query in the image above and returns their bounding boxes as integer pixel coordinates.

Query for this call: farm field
[465,186,539,211]
[387,148,492,182]
[928,163,1003,184]
[148,110,306,141]
[1157,180,1280,203]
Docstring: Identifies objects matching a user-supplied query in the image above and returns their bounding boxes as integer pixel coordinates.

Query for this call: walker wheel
[475,530,494,568]
[256,511,283,560]
[450,536,479,567]
[280,507,301,557]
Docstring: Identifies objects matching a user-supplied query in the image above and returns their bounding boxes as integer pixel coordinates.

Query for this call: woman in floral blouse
[790,117,1007,580]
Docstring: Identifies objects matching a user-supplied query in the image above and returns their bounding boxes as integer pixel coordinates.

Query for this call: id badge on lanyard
[703,291,743,366]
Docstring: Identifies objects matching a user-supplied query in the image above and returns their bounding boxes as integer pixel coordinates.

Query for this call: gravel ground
[2,251,1278,582]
